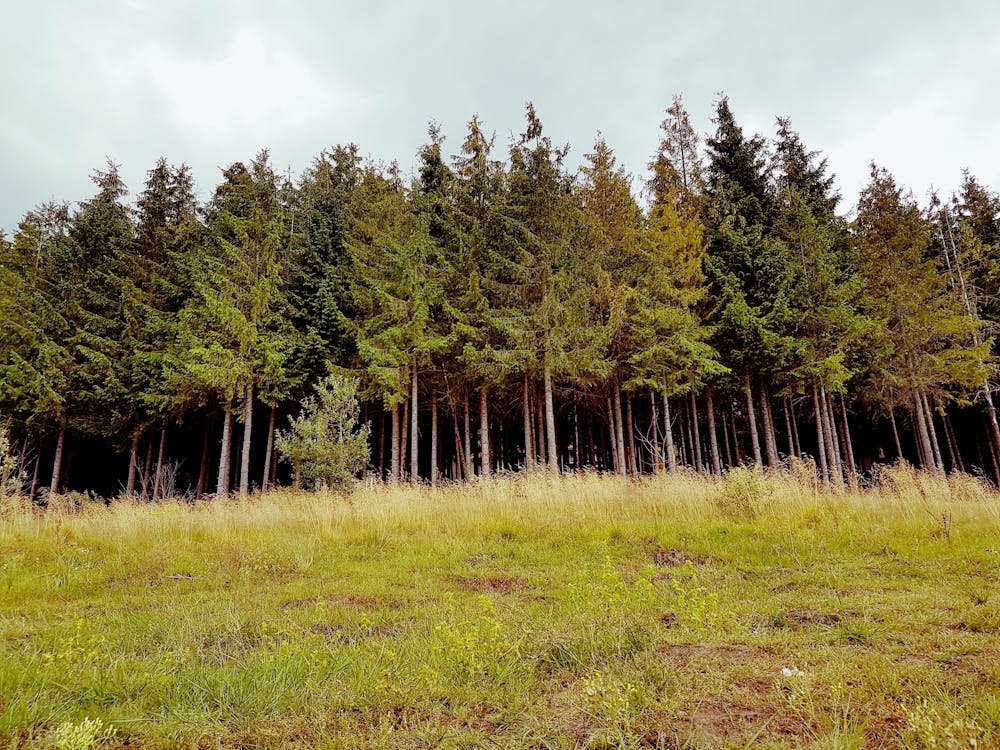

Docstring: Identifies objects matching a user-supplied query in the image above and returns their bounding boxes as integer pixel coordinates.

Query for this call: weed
[51,717,114,750]
[717,465,773,519]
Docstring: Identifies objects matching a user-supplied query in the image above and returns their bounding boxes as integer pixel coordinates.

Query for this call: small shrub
[717,465,773,519]
[51,716,114,750]
[667,561,732,630]
[903,699,984,749]
[433,595,521,680]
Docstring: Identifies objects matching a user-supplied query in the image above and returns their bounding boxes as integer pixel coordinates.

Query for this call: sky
[1,0,998,233]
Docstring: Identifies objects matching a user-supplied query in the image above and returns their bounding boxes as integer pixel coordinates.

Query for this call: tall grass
[2,467,998,748]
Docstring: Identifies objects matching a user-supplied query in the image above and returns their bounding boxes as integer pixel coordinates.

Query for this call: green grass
[2,465,999,749]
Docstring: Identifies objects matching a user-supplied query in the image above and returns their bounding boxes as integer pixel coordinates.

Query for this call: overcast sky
[1,0,998,233]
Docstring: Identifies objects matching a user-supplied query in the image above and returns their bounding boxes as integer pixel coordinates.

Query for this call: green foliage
[0,426,23,499]
[718,464,774,519]
[51,716,114,750]
[275,374,370,489]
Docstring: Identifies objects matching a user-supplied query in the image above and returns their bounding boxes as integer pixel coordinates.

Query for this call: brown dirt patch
[652,548,709,567]
[449,574,529,594]
[282,593,405,611]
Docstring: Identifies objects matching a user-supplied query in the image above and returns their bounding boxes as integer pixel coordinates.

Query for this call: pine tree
[167,152,298,496]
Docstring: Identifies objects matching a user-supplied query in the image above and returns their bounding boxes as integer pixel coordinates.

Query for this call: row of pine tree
[2,96,999,498]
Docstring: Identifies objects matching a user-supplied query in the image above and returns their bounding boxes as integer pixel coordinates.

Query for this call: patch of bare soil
[282,593,406,611]
[652,548,710,567]
[449,574,530,594]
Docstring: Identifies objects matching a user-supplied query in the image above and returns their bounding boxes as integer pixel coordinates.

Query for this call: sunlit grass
[2,465,999,748]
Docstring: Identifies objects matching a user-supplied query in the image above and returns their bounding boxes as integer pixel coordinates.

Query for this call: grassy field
[1,465,999,749]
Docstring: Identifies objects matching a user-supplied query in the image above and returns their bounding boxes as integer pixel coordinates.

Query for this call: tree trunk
[217,406,232,496]
[983,387,1000,485]
[943,411,965,473]
[839,395,857,481]
[410,365,419,484]
[812,386,829,483]
[706,389,721,475]
[921,391,944,472]
[650,393,661,472]
[523,374,533,471]
[153,427,167,500]
[142,434,154,499]
[890,409,903,461]
[606,397,619,474]
[262,406,276,492]
[463,390,473,481]
[377,410,385,480]
[196,424,210,500]
[239,384,253,497]
[744,374,762,466]
[126,430,140,498]
[759,380,779,467]
[50,426,66,495]
[689,390,703,473]
[400,395,409,482]
[721,411,733,469]
[429,390,437,487]
[728,403,743,466]
[912,388,935,470]
[29,434,43,501]
[535,387,546,465]
[612,383,627,475]
[663,395,676,472]
[479,386,491,477]
[543,367,558,473]
[782,397,794,459]
[573,397,581,470]
[820,385,842,484]
[449,396,465,482]
[625,395,638,476]
[390,402,401,484]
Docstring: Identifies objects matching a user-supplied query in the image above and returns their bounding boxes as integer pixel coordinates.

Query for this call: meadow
[1,465,999,749]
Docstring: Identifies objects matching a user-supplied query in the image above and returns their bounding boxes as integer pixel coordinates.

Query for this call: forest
[2,94,999,499]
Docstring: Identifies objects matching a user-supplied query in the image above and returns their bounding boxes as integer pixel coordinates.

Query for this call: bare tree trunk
[663,395,677,472]
[839,395,857,481]
[721,411,733,469]
[377,410,385,480]
[431,390,438,487]
[782,397,794,458]
[650,393,661,472]
[573,397,581,470]
[744,374,762,466]
[983,388,1000,485]
[262,406,276,491]
[463,390,472,480]
[759,380,779,467]
[523,374,533,471]
[912,388,935,470]
[820,385,841,484]
[390,402,401,484]
[890,409,903,460]
[605,397,618,473]
[921,391,944,472]
[29,434,42,500]
[729,403,743,466]
[196,424,210,500]
[153,427,167,500]
[943,411,965,473]
[812,386,829,483]
[689,390,703,472]
[450,397,465,482]
[410,365,419,484]
[126,430,140,498]
[143,433,154,499]
[543,367,558,473]
[706,389,721,475]
[480,386,491,477]
[400,395,409,482]
[612,383,627,475]
[217,406,232,496]
[50,426,66,495]
[625,395,638,476]
[239,385,253,497]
